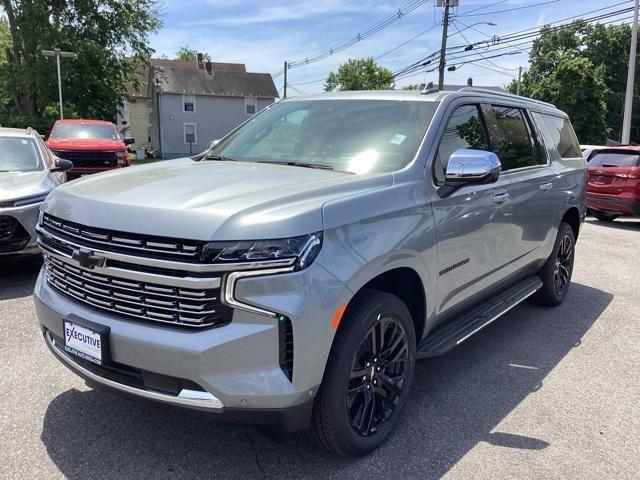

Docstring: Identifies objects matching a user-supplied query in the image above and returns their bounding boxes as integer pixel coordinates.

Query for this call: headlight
[201,232,322,270]
[0,192,50,208]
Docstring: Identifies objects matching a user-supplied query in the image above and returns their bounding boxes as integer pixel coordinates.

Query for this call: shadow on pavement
[40,282,611,479]
[0,255,42,301]
[584,218,640,232]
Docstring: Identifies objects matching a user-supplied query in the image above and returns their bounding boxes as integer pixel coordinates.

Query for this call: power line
[272,0,431,78]
[459,0,507,17]
[375,23,441,60]
[457,0,560,18]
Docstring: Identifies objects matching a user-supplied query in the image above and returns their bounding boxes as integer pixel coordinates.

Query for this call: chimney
[197,53,204,69]
[205,61,212,75]
[467,77,473,86]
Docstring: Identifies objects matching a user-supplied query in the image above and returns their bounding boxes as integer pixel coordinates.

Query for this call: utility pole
[42,48,76,119]
[283,61,288,99]
[622,0,640,144]
[437,1,454,90]
[517,66,523,96]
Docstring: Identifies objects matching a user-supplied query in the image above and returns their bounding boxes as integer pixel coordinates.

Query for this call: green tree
[176,45,210,62]
[324,58,393,92]
[0,0,161,121]
[508,21,637,143]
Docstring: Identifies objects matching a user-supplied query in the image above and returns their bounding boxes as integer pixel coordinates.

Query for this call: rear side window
[589,151,640,168]
[434,104,489,183]
[543,115,581,158]
[483,106,543,171]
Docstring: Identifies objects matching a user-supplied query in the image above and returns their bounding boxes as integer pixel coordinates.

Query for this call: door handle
[492,193,510,204]
[539,182,553,191]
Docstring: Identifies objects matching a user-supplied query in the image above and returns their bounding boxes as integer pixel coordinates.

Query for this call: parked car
[0,127,72,256]
[587,147,640,221]
[34,88,586,457]
[46,119,134,178]
[580,144,608,162]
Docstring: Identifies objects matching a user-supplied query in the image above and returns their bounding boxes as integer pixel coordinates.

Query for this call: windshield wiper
[257,160,334,171]
[206,155,238,161]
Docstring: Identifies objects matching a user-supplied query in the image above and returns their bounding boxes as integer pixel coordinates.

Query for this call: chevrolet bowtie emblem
[71,248,106,269]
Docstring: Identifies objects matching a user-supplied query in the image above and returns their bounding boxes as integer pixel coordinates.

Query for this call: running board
[417,276,542,358]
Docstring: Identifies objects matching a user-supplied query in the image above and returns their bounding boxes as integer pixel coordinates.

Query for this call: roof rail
[457,87,556,108]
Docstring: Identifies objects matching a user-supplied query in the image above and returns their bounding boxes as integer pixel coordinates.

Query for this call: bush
[0,114,57,137]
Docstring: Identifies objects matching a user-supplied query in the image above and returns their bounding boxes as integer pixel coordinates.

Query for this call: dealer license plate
[63,320,106,365]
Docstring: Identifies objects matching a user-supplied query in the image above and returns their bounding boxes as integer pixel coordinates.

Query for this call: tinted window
[589,151,640,168]
[211,100,438,174]
[484,106,538,171]
[435,104,488,182]
[51,124,118,140]
[0,137,43,172]
[543,115,581,158]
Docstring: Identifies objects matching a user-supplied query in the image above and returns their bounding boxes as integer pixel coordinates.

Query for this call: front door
[429,103,513,318]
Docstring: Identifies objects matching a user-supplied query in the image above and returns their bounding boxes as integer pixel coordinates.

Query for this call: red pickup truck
[46,119,134,178]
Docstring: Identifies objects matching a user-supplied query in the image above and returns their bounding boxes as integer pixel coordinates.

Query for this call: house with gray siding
[150,58,278,158]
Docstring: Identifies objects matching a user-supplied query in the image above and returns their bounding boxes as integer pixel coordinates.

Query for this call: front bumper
[0,203,41,256]
[34,261,349,430]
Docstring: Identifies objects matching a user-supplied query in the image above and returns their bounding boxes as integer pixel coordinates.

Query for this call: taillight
[116,151,128,165]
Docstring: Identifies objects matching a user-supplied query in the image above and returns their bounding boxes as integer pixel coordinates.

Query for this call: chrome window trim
[45,332,224,409]
[37,224,297,273]
[223,267,296,317]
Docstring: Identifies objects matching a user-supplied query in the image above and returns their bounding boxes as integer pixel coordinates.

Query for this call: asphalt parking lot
[1,218,639,480]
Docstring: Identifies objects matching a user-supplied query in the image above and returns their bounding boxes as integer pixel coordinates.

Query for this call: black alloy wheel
[347,315,409,437]
[553,232,574,298]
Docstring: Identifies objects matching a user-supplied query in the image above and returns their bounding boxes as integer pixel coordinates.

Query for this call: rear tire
[592,211,618,222]
[533,222,575,307]
[306,289,416,457]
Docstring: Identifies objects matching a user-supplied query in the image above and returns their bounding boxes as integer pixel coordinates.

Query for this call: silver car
[0,127,72,256]
[34,88,586,457]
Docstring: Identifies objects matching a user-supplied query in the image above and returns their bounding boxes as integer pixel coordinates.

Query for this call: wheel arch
[561,206,581,240]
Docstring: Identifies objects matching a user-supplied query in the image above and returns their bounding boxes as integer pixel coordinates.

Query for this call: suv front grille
[42,214,203,263]
[0,216,30,252]
[52,150,118,168]
[44,253,232,328]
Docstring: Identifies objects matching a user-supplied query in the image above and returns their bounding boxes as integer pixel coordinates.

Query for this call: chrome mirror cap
[445,149,501,183]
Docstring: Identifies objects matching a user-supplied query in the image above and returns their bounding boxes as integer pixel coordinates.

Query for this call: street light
[449,21,497,38]
[42,48,76,119]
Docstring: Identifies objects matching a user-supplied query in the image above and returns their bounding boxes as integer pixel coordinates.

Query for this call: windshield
[0,137,43,172]
[589,151,640,168]
[208,99,438,174]
[51,124,119,140]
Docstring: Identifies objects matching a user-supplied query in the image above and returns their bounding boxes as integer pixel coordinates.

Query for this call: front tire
[533,222,575,307]
[306,289,416,457]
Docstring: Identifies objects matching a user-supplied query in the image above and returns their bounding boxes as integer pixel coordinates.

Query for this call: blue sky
[151,0,633,94]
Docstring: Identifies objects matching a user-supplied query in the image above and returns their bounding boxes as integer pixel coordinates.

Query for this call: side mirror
[446,149,501,183]
[124,137,135,146]
[51,157,73,173]
[438,149,501,197]
[208,139,221,149]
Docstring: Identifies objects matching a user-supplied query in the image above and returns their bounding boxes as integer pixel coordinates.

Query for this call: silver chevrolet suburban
[34,88,586,457]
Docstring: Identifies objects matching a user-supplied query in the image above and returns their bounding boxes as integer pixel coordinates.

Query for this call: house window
[184,123,197,145]
[183,94,196,112]
[245,97,257,115]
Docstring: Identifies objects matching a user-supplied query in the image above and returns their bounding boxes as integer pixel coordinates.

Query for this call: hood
[0,170,55,202]
[47,138,125,151]
[44,158,392,240]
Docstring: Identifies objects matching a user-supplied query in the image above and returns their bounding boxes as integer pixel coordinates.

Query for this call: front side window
[184,123,197,144]
[0,137,43,172]
[484,106,540,171]
[543,114,582,159]
[183,94,195,112]
[51,124,118,140]
[209,99,439,174]
[434,104,489,183]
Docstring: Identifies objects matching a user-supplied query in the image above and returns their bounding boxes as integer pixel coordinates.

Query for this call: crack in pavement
[245,428,267,479]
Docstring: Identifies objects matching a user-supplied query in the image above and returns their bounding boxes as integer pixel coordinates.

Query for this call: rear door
[482,104,556,262]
